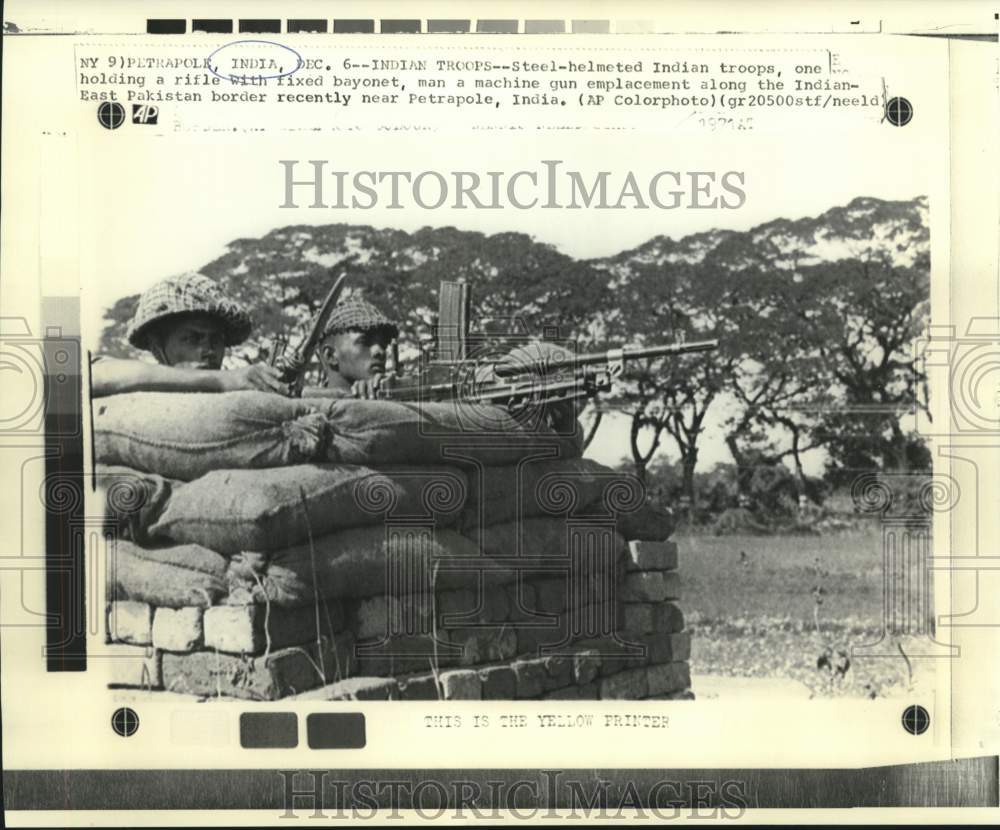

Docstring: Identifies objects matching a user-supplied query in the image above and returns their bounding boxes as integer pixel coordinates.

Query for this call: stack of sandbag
[98,391,689,701]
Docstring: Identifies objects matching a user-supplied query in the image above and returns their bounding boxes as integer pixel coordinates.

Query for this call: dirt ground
[678,529,944,698]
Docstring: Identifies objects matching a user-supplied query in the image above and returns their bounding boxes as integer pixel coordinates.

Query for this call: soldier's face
[153,314,227,370]
[322,329,391,383]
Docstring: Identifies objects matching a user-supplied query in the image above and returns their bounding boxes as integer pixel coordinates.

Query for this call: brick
[647,662,692,696]
[354,634,459,676]
[108,601,152,645]
[623,602,685,634]
[621,571,680,603]
[542,683,598,700]
[659,602,685,632]
[515,622,566,658]
[512,658,548,698]
[613,631,686,667]
[649,631,691,663]
[440,670,482,700]
[448,627,517,666]
[544,685,584,700]
[399,674,441,701]
[571,637,642,676]
[622,603,654,633]
[543,655,572,691]
[573,649,600,685]
[329,677,400,701]
[601,656,639,677]
[161,636,344,700]
[152,607,203,652]
[599,667,649,700]
[646,689,696,701]
[204,604,328,655]
[479,665,516,699]
[290,675,401,701]
[666,689,695,701]
[104,643,162,688]
[572,600,622,637]
[544,682,598,700]
[626,540,678,571]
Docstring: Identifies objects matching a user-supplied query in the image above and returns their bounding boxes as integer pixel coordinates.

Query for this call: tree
[98,224,610,369]
[599,258,740,512]
[797,250,931,479]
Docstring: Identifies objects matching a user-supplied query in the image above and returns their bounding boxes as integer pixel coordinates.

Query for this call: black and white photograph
[92,159,938,704]
[2,1,998,822]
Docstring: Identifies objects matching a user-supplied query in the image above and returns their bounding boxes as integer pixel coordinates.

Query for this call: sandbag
[459,458,642,532]
[304,398,583,467]
[226,525,490,606]
[467,516,626,561]
[94,391,329,480]
[149,464,468,554]
[107,538,229,608]
[96,464,175,544]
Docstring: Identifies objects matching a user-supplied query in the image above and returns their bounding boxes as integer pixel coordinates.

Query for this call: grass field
[677,528,937,698]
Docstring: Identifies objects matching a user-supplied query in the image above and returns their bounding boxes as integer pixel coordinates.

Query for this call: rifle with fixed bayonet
[269,271,349,396]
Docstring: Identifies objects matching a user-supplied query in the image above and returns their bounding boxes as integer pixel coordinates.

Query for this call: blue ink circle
[206,40,304,83]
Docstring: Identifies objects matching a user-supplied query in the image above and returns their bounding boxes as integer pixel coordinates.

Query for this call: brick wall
[106,538,691,701]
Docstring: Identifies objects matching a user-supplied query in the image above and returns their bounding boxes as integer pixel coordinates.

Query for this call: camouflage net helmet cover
[320,297,399,341]
[126,272,253,350]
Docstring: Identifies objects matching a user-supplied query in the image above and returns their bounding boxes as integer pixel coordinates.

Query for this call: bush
[711,507,770,536]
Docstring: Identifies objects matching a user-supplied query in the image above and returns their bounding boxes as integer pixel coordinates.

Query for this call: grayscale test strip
[145,19,643,34]
[42,296,86,671]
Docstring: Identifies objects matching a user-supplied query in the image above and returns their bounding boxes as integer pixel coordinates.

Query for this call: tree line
[100,196,930,511]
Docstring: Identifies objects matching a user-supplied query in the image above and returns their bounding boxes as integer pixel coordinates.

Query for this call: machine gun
[370,338,719,408]
[290,276,718,407]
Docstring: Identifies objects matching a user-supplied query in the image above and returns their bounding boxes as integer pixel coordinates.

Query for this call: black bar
[238,19,281,34]
[427,19,470,33]
[192,19,234,34]
[4,760,998,810]
[476,20,519,33]
[306,713,366,748]
[333,19,376,33]
[380,19,421,33]
[239,713,298,748]
[287,19,328,33]
[146,19,186,34]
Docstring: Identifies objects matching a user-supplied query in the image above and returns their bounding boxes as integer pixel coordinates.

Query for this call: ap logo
[131,104,159,125]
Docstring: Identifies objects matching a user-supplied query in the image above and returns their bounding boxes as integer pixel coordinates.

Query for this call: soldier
[315,297,399,399]
[91,272,290,398]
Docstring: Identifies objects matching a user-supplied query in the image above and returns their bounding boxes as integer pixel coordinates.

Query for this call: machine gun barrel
[373,338,718,405]
[491,338,719,378]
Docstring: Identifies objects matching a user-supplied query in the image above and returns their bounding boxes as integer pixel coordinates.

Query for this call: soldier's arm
[91,358,289,397]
